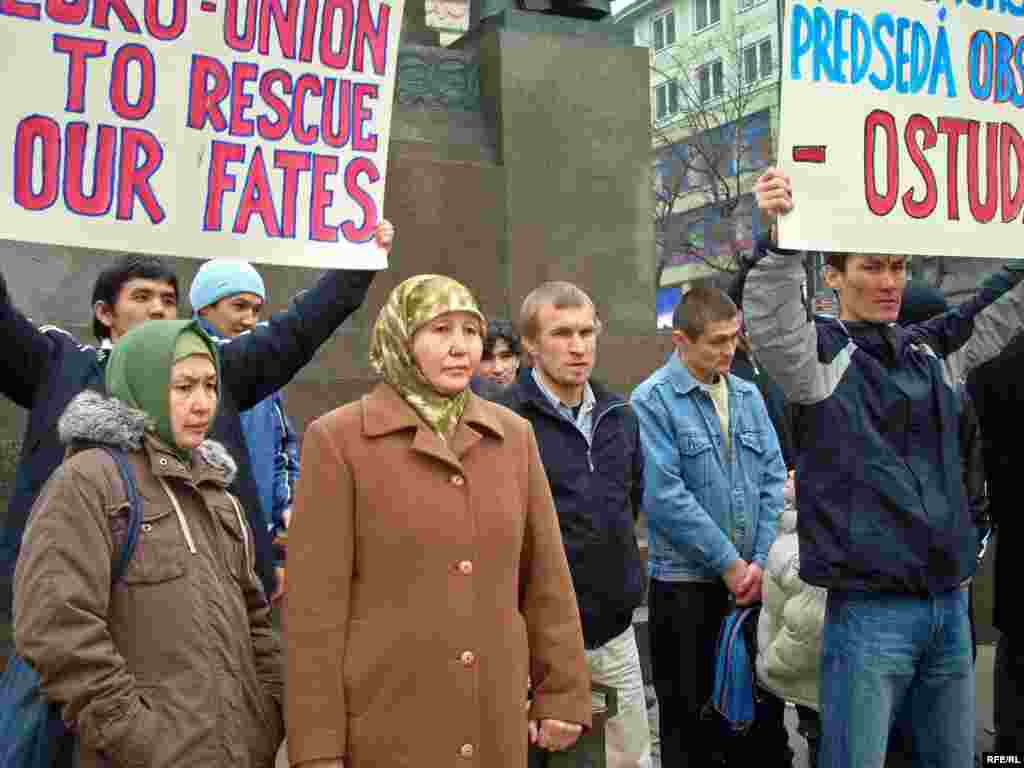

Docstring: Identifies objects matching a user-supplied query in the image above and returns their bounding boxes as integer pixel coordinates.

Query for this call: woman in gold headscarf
[285,275,591,768]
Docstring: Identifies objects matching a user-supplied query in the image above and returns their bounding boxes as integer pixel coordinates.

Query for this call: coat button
[159,458,168,466]
[451,474,465,487]
[460,744,474,758]
[457,560,473,575]
[460,651,475,667]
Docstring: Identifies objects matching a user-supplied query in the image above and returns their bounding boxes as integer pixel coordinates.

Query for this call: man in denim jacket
[631,284,786,768]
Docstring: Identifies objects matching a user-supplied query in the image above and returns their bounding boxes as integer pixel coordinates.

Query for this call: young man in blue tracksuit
[190,261,301,603]
[497,282,650,768]
[0,222,393,657]
[748,167,1024,768]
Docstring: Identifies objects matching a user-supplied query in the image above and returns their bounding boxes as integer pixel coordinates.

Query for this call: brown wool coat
[285,383,592,768]
[14,393,283,768]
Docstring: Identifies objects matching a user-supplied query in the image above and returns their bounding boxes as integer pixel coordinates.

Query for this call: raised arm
[220,222,393,411]
[0,267,57,409]
[743,169,845,405]
[913,266,1024,384]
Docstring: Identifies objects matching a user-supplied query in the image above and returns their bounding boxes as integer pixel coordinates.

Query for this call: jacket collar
[515,368,623,419]
[835,319,909,366]
[665,351,744,398]
[666,351,704,396]
[58,390,236,487]
[362,382,504,470]
[141,432,235,488]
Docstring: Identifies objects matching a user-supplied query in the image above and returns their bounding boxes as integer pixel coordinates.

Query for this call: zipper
[587,401,629,474]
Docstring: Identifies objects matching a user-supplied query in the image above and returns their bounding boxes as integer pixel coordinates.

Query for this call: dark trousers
[996,632,1024,755]
[650,579,793,768]
[796,705,820,768]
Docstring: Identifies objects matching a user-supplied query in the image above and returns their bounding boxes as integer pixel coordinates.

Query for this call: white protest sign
[778,0,1024,259]
[0,0,403,268]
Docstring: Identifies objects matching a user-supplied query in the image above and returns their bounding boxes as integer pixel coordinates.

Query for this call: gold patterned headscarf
[369,275,486,440]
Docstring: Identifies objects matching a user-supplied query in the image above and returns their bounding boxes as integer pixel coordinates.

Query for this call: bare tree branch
[650,21,777,293]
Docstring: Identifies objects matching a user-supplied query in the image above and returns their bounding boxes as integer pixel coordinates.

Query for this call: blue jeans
[819,587,974,768]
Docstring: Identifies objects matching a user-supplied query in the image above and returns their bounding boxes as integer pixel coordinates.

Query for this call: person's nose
[449,332,468,356]
[192,389,215,415]
[240,311,257,330]
[149,298,169,318]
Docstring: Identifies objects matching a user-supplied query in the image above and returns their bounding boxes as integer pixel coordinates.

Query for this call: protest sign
[777,0,1024,259]
[0,0,403,268]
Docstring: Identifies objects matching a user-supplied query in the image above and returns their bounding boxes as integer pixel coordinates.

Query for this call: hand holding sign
[375,219,394,252]
[754,168,793,220]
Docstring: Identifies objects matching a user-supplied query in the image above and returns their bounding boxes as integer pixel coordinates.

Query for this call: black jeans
[650,579,792,768]
[996,631,1024,755]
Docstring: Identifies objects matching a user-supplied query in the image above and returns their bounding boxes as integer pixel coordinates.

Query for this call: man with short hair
[498,282,650,768]
[478,319,521,388]
[630,285,786,768]
[190,260,300,603]
[747,166,1024,767]
[0,223,393,655]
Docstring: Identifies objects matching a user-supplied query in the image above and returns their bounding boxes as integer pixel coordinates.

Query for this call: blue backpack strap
[81,444,143,584]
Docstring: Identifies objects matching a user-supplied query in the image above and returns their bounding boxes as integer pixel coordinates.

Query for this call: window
[743,39,774,82]
[652,10,676,51]
[694,0,720,32]
[760,38,773,75]
[698,59,724,102]
[654,80,680,121]
[732,110,772,173]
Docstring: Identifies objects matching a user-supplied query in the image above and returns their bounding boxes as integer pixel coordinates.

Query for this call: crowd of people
[1,166,1023,768]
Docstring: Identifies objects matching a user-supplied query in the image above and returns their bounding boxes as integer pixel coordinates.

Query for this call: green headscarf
[369,275,486,440]
[105,319,219,456]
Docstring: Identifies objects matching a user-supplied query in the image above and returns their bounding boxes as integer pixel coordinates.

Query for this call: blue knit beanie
[189,260,266,313]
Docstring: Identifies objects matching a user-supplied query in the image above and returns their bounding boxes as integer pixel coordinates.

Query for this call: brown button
[460,744,474,758]
[457,560,474,575]
[460,651,475,667]
[451,474,465,487]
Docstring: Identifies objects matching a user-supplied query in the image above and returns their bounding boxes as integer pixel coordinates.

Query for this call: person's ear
[822,265,843,292]
[671,329,688,349]
[94,301,114,331]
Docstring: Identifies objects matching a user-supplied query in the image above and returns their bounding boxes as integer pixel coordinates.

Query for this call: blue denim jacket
[630,353,785,582]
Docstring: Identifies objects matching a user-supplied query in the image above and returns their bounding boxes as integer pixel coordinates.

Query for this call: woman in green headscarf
[14,319,284,768]
[285,275,592,768]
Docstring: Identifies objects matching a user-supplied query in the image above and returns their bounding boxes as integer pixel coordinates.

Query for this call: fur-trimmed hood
[58,390,237,485]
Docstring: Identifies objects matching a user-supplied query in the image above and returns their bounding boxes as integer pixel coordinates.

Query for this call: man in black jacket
[0,224,393,657]
[969,318,1024,757]
[498,282,649,768]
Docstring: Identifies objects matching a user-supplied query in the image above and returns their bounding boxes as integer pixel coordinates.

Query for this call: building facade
[614,0,780,326]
